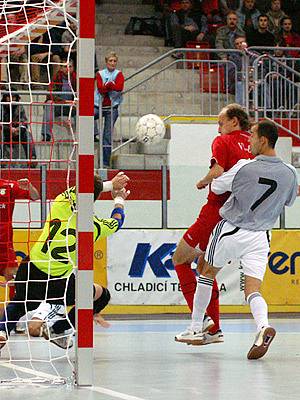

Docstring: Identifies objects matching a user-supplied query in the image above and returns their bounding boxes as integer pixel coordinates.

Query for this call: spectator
[237,0,261,34]
[5,13,28,83]
[282,0,300,34]
[30,27,63,85]
[228,35,249,105]
[247,14,275,47]
[278,17,300,57]
[256,0,272,13]
[219,0,243,16]
[0,91,37,164]
[94,52,124,168]
[60,18,77,67]
[215,11,245,60]
[41,59,76,141]
[168,0,208,50]
[267,0,287,35]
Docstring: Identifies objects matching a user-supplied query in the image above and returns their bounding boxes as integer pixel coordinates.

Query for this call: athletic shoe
[247,326,276,360]
[14,321,26,334]
[0,330,7,350]
[202,315,215,333]
[175,328,204,345]
[202,329,224,345]
[42,323,73,350]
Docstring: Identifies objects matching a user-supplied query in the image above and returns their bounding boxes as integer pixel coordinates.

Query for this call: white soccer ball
[135,114,166,144]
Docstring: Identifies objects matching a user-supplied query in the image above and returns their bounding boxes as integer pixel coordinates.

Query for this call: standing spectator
[267,0,287,36]
[1,91,37,163]
[215,11,245,60]
[41,59,76,141]
[278,17,300,57]
[60,18,77,67]
[168,0,208,50]
[228,36,249,105]
[94,52,124,168]
[247,14,275,47]
[237,0,261,34]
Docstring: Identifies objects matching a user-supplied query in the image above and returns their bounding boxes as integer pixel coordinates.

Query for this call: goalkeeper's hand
[94,313,110,328]
[111,171,129,191]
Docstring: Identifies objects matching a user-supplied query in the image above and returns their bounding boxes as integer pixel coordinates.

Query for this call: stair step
[111,154,168,170]
[96,53,173,69]
[96,3,154,14]
[96,34,164,46]
[96,45,170,57]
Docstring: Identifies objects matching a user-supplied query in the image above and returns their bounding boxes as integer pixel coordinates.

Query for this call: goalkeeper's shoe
[0,331,7,350]
[247,326,276,360]
[202,315,215,333]
[42,323,73,350]
[175,328,204,345]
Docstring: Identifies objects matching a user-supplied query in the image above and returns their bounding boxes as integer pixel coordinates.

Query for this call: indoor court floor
[0,318,299,400]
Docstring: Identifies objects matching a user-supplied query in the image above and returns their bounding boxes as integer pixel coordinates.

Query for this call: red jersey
[207,130,253,204]
[0,179,29,259]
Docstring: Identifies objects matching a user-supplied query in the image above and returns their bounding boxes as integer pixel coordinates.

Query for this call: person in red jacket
[279,17,300,57]
[173,104,254,345]
[0,178,39,299]
[94,52,125,168]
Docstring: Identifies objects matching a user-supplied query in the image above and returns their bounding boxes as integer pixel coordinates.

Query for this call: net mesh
[0,0,78,387]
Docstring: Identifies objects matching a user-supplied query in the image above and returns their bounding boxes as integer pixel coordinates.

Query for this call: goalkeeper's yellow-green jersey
[30,187,119,277]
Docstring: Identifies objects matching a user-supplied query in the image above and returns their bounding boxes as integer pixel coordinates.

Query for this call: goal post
[75,0,95,387]
[0,0,96,387]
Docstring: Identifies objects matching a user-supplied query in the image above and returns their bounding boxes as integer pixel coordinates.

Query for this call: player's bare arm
[196,163,224,190]
[18,178,40,200]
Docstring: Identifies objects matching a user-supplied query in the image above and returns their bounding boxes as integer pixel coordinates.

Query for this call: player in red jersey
[0,178,39,299]
[173,104,253,345]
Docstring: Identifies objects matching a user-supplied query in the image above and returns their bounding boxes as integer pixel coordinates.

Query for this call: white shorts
[28,303,66,323]
[205,220,270,281]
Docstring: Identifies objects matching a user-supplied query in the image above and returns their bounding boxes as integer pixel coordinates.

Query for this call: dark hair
[256,120,278,148]
[281,16,292,26]
[94,174,103,201]
[258,14,269,20]
[224,103,250,131]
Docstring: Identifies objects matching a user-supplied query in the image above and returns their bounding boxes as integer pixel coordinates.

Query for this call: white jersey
[211,155,298,231]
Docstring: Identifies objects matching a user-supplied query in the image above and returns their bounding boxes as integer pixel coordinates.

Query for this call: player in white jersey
[176,120,298,359]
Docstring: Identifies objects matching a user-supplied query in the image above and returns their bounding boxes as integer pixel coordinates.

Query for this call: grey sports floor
[0,318,299,400]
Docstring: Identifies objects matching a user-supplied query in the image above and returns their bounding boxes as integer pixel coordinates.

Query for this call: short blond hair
[105,51,118,62]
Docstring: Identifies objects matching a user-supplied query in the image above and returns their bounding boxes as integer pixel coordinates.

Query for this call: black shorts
[15,261,75,306]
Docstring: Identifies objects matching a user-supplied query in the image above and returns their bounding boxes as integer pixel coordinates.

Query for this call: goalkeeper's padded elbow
[110,207,125,230]
[93,287,111,313]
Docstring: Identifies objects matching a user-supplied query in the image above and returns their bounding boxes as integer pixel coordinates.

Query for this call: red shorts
[183,202,222,251]
[0,247,17,276]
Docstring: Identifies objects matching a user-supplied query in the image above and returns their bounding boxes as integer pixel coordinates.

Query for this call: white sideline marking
[0,362,58,380]
[87,386,146,400]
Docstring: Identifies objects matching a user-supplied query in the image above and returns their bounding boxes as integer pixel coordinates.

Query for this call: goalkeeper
[0,172,129,350]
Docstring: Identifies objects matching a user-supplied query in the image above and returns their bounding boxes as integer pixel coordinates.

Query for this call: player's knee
[93,287,111,314]
[28,319,43,337]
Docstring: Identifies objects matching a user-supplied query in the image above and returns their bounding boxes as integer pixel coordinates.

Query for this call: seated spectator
[219,0,243,16]
[94,52,124,168]
[60,18,77,67]
[247,14,275,47]
[41,59,76,141]
[278,17,300,57]
[267,0,287,35]
[215,11,245,60]
[282,0,300,34]
[0,90,37,164]
[237,0,261,34]
[30,27,63,85]
[168,0,208,50]
[5,13,28,83]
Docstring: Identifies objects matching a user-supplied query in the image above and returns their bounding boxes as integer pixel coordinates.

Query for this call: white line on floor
[87,385,146,400]
[0,362,59,380]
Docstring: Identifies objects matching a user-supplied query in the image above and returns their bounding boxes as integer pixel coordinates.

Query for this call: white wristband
[114,196,125,206]
[103,181,113,192]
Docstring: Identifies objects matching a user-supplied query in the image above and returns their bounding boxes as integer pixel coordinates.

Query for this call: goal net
[0,0,95,387]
